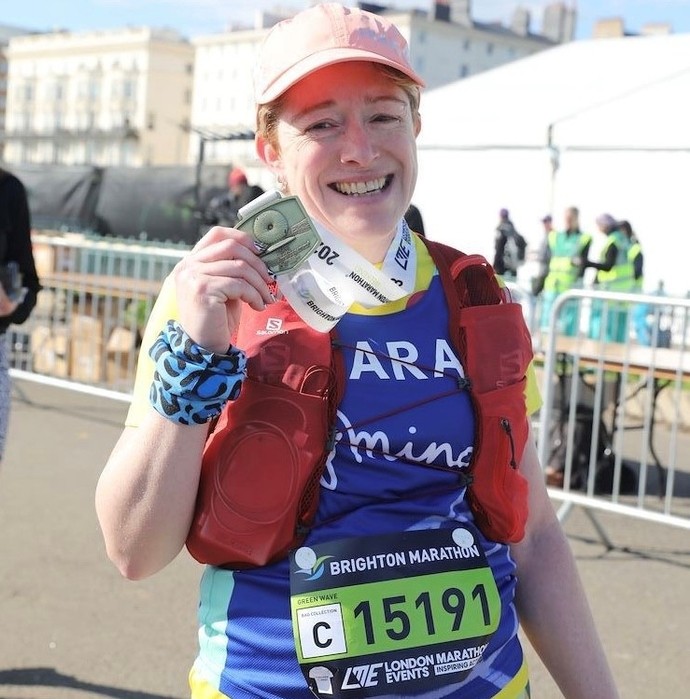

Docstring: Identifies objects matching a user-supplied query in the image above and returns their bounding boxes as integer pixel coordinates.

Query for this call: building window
[21,82,34,102]
[48,82,65,102]
[463,39,471,51]
[460,65,469,78]
[88,79,100,101]
[487,43,494,55]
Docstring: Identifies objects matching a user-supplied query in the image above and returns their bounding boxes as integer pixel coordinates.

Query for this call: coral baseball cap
[254,2,425,105]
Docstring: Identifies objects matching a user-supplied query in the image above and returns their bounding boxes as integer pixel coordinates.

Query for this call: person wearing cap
[203,167,265,229]
[95,4,619,699]
[585,214,635,342]
[538,205,592,337]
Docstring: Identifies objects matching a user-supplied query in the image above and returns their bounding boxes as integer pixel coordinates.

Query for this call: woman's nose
[339,122,378,166]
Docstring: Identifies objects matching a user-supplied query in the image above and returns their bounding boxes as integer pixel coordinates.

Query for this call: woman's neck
[350,235,395,264]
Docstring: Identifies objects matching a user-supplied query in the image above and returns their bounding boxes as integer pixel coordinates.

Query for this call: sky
[1,0,689,40]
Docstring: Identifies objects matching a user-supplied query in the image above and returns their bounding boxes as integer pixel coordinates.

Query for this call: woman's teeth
[334,177,387,195]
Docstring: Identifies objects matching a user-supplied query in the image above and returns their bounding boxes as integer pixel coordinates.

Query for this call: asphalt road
[1,379,688,699]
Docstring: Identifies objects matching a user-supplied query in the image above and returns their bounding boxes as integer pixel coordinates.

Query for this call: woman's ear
[256,134,281,173]
[256,134,287,193]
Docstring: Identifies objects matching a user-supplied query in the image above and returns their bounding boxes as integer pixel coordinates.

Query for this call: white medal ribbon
[277,219,417,332]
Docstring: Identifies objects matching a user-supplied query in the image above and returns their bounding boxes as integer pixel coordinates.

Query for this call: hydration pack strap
[422,238,531,543]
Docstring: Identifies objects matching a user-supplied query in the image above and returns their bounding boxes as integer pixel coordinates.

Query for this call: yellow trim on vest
[189,666,225,699]
[493,658,531,698]
[349,233,434,315]
[125,273,178,426]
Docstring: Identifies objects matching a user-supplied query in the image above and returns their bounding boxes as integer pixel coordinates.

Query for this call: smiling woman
[95,4,620,699]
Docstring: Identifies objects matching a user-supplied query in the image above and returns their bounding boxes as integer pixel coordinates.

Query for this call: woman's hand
[0,286,19,318]
[173,226,275,353]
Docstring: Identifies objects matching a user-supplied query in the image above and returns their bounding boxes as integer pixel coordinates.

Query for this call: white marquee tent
[414,32,690,296]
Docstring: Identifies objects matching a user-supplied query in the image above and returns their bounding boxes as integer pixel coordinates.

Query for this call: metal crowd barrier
[9,238,690,539]
[535,287,690,543]
[7,231,188,402]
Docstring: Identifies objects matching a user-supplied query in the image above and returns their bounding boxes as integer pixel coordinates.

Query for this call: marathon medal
[237,191,321,274]
[238,190,416,332]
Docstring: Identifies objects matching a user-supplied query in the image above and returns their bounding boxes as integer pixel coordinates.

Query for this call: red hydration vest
[186,238,534,568]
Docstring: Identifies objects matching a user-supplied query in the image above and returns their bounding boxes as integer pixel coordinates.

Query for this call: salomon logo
[257,317,288,335]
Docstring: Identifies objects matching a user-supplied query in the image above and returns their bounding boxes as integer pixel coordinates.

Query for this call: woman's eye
[306,120,336,132]
[372,113,400,124]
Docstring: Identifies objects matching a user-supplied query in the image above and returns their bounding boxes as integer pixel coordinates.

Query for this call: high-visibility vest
[598,231,635,290]
[628,240,643,291]
[543,229,591,293]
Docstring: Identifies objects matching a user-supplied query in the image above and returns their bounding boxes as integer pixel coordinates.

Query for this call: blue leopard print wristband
[149,320,246,425]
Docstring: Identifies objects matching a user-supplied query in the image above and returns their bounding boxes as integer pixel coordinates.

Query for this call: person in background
[204,167,265,228]
[618,220,643,288]
[530,213,554,297]
[584,213,634,343]
[95,4,619,698]
[0,167,41,468]
[404,202,425,236]
[493,207,526,278]
[619,219,661,345]
[539,205,591,337]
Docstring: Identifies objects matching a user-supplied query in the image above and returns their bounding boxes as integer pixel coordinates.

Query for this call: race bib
[290,526,500,697]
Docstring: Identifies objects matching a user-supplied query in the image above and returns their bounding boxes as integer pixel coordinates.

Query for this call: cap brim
[256,47,425,104]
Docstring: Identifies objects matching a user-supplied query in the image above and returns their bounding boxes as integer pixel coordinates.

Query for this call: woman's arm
[583,241,617,273]
[95,415,209,580]
[512,429,620,699]
[95,226,274,580]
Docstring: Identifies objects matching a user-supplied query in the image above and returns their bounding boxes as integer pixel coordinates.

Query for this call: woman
[96,4,619,698]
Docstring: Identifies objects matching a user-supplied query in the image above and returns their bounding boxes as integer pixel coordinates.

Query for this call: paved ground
[1,379,688,699]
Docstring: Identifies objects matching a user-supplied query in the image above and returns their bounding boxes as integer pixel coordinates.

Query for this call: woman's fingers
[172,226,275,352]
[192,226,267,270]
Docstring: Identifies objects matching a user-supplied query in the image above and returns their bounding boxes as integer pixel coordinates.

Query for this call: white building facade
[4,27,194,166]
[2,2,568,173]
[1,24,35,160]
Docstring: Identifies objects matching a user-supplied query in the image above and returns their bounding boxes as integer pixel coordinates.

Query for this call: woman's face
[257,62,421,257]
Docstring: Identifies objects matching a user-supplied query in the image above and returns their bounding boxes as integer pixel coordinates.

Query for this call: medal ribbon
[278,219,417,332]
